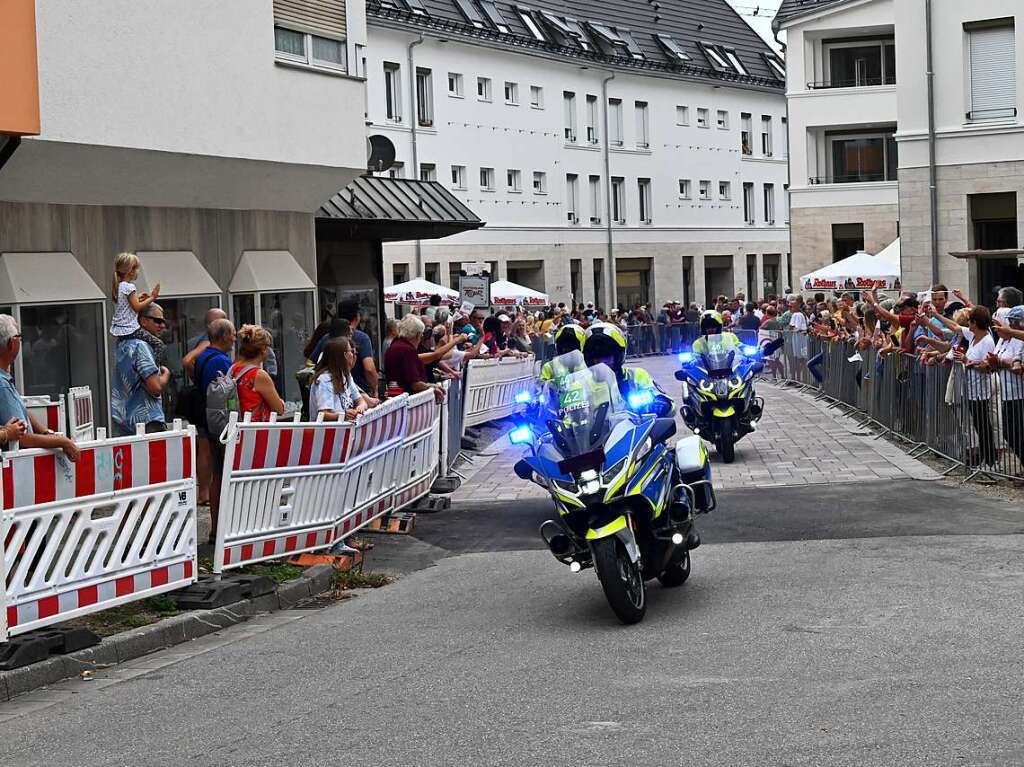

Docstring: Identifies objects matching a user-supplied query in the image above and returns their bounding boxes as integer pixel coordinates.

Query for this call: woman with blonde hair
[309,337,371,421]
[230,325,286,421]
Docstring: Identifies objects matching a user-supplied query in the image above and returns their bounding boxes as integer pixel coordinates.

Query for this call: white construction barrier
[67,386,95,442]
[462,356,535,428]
[393,389,442,508]
[21,394,67,437]
[215,393,427,573]
[0,424,198,641]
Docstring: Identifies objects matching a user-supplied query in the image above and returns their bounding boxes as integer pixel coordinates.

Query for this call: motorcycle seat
[649,417,677,445]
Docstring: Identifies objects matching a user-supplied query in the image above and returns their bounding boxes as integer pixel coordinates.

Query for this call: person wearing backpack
[192,318,235,544]
[231,325,286,423]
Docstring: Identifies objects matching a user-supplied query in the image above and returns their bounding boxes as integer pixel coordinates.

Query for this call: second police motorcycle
[511,323,716,624]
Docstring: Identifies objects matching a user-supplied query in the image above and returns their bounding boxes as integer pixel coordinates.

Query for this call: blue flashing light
[514,390,533,405]
[628,390,655,411]
[742,345,760,357]
[509,425,534,445]
[677,352,695,364]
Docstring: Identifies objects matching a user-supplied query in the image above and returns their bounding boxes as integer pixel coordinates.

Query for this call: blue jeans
[807,352,824,383]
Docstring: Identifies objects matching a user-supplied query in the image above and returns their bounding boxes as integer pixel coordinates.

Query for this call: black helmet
[583,322,627,376]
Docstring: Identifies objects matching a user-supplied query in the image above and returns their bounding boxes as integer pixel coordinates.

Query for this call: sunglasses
[146,317,167,326]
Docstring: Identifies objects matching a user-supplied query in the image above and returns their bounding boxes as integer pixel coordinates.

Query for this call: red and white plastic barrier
[214,391,443,574]
[462,356,535,428]
[21,395,67,437]
[0,424,198,641]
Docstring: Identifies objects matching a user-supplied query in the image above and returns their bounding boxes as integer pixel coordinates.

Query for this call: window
[384,62,402,121]
[608,98,623,145]
[274,27,346,72]
[419,163,436,182]
[504,81,519,105]
[967,21,1016,120]
[716,110,728,130]
[589,175,601,223]
[763,53,786,82]
[761,115,773,156]
[566,174,579,223]
[699,180,711,200]
[479,0,511,33]
[403,0,428,15]
[477,76,492,102]
[635,101,650,148]
[826,130,898,183]
[699,41,730,71]
[678,179,691,199]
[448,72,464,97]
[723,48,747,75]
[507,168,522,191]
[611,177,625,224]
[655,34,691,63]
[388,161,405,179]
[832,223,865,262]
[824,37,896,88]
[586,94,599,143]
[697,108,709,128]
[719,181,731,200]
[638,178,652,223]
[480,167,496,190]
[563,91,577,141]
[454,0,486,28]
[530,85,544,108]
[763,184,775,223]
[451,165,466,189]
[416,68,434,126]
[533,171,547,194]
[740,113,752,155]
[743,182,755,224]
[676,105,689,126]
[517,7,547,41]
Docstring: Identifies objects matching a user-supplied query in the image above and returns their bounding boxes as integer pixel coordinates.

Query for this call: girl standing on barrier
[231,325,286,422]
[310,337,371,421]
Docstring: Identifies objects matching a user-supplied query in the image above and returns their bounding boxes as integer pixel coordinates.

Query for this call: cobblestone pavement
[453,355,939,504]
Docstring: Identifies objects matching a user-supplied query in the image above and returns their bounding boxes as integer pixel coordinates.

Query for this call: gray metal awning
[317,176,484,242]
[0,252,105,304]
[136,250,220,297]
[228,250,315,293]
[950,249,1024,260]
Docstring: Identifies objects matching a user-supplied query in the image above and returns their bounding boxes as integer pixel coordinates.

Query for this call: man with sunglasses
[112,303,170,436]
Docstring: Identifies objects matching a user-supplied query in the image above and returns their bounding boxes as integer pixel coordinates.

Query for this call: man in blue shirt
[337,300,379,397]
[192,318,235,542]
[111,304,170,436]
[0,314,79,459]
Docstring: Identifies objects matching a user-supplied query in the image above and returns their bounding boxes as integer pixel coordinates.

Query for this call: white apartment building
[777,0,1024,301]
[774,0,899,287]
[0,0,368,415]
[366,0,790,309]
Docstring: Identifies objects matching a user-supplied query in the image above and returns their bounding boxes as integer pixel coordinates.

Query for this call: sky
[724,0,785,53]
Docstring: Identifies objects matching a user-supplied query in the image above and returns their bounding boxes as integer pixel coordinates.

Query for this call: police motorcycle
[511,346,716,625]
[676,332,764,464]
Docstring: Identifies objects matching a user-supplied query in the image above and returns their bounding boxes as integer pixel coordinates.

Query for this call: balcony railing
[807,75,896,89]
[809,172,895,185]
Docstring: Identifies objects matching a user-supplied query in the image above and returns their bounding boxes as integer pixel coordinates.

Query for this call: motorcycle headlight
[635,438,652,462]
[731,375,743,389]
[603,457,627,483]
[699,379,713,393]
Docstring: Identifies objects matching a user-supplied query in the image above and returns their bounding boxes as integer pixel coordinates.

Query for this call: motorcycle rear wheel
[657,550,691,588]
[592,538,646,625]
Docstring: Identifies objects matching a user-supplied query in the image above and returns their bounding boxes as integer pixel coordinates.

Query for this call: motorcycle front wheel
[592,538,646,625]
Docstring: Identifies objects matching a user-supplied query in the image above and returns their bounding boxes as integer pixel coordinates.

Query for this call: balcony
[811,37,896,91]
[807,73,895,90]
[809,171,894,185]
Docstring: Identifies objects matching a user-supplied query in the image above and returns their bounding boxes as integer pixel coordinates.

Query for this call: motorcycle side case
[674,435,716,513]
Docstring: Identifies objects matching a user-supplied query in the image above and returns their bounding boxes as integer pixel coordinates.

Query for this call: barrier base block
[173,574,276,611]
[410,495,451,514]
[430,476,461,494]
[365,511,416,535]
[287,551,362,572]
[0,627,100,671]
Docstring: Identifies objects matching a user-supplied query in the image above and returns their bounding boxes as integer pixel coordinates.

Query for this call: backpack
[205,365,255,438]
[174,352,213,427]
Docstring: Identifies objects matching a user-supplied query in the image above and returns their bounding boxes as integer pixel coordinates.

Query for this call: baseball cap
[497,313,512,322]
[1007,305,1024,323]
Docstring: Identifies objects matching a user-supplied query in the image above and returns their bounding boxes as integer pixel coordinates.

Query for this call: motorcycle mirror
[674,370,687,381]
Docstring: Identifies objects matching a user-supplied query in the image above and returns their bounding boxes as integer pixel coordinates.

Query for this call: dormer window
[563,18,593,51]
[722,48,747,75]
[587,23,631,57]
[401,0,428,16]
[454,0,485,28]
[516,6,547,42]
[616,29,645,60]
[762,53,786,82]
[699,41,730,72]
[478,0,511,33]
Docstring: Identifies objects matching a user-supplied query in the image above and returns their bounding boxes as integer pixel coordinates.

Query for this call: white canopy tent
[383,278,459,305]
[800,241,902,293]
[489,279,549,306]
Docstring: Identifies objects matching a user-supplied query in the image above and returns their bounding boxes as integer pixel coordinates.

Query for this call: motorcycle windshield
[699,334,737,379]
[543,356,625,457]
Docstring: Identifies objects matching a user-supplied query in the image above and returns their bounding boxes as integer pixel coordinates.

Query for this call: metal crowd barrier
[776,331,1024,482]
[461,355,535,429]
[1,423,198,641]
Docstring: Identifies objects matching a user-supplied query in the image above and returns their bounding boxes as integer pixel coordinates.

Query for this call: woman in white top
[309,337,371,421]
[933,305,996,465]
[989,306,1024,465]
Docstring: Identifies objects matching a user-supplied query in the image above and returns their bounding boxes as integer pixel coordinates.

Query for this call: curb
[0,564,336,703]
